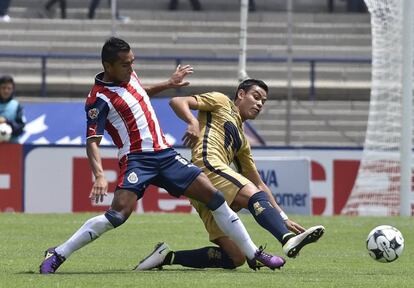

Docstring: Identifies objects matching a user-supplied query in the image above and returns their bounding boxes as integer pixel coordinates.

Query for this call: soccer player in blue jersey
[39,38,284,274]
[136,79,325,271]
[0,75,25,143]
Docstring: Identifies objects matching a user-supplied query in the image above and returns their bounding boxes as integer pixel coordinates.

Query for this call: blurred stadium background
[3,0,372,147]
[2,1,414,286]
[0,2,412,221]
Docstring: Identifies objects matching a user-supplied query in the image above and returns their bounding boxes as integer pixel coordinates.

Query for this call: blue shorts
[116,148,202,199]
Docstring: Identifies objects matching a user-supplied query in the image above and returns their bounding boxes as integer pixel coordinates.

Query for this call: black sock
[165,247,236,269]
[248,191,292,243]
[162,251,174,265]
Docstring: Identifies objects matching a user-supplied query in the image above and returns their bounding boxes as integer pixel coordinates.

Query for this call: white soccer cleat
[282,225,325,258]
[134,242,170,271]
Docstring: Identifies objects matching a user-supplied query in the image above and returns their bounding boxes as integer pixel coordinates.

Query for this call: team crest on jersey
[88,108,99,119]
[127,172,138,184]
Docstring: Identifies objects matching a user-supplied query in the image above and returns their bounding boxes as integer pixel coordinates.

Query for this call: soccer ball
[0,122,12,142]
[366,225,404,263]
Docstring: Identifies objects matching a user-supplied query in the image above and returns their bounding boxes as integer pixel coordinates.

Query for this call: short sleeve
[85,97,109,139]
[193,92,230,112]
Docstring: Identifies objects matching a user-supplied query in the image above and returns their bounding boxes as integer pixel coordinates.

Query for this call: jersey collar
[94,72,128,87]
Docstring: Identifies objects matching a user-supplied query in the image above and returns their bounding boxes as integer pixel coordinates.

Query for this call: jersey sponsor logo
[88,108,99,119]
[127,172,138,184]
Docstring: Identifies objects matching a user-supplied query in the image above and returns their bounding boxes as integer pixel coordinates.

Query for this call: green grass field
[0,213,412,288]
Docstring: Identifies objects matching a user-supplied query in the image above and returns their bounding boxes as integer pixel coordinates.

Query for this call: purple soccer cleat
[39,247,66,274]
[247,246,286,271]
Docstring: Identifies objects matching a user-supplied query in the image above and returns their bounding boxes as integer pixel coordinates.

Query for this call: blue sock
[247,191,292,243]
[164,247,236,269]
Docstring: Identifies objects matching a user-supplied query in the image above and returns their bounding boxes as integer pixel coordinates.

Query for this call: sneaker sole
[134,242,167,271]
[286,226,325,258]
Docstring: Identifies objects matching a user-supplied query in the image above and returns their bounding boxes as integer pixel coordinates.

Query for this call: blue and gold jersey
[192,92,256,175]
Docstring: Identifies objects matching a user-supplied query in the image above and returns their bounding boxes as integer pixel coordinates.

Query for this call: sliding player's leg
[156,150,285,270]
[234,184,325,258]
[183,174,284,270]
[135,202,246,271]
[135,237,241,270]
[235,184,295,244]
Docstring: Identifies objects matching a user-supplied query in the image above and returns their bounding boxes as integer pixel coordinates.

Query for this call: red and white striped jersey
[85,71,171,158]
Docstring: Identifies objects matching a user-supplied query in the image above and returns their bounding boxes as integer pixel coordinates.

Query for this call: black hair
[101,37,131,65]
[0,75,15,87]
[234,79,268,101]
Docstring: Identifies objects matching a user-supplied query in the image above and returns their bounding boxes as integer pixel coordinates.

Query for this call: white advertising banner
[252,148,363,215]
[255,157,311,215]
[24,146,119,213]
[23,146,363,215]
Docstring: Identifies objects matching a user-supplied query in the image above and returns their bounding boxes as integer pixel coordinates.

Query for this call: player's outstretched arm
[169,96,200,148]
[86,137,108,203]
[143,64,194,97]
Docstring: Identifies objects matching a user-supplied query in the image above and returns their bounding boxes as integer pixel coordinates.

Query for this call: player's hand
[89,175,108,204]
[182,121,200,148]
[0,116,6,123]
[168,64,194,88]
[285,219,306,235]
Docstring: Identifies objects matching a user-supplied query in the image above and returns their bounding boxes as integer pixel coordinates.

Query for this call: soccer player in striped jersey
[39,38,285,274]
[135,79,324,271]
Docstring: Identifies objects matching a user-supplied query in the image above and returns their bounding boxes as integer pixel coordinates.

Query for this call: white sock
[55,215,114,258]
[210,202,258,259]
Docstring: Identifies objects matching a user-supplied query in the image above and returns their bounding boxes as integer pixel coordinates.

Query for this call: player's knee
[104,209,127,228]
[206,191,225,211]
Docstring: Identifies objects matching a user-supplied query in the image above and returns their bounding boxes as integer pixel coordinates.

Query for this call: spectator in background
[248,0,256,12]
[0,76,25,143]
[88,0,129,22]
[44,0,67,19]
[347,0,367,13]
[88,0,108,19]
[169,0,202,11]
[0,0,12,22]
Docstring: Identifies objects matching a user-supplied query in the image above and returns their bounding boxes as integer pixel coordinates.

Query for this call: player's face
[105,50,134,83]
[236,85,267,121]
[0,83,14,101]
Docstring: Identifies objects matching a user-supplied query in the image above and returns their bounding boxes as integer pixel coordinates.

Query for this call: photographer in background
[0,76,25,143]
